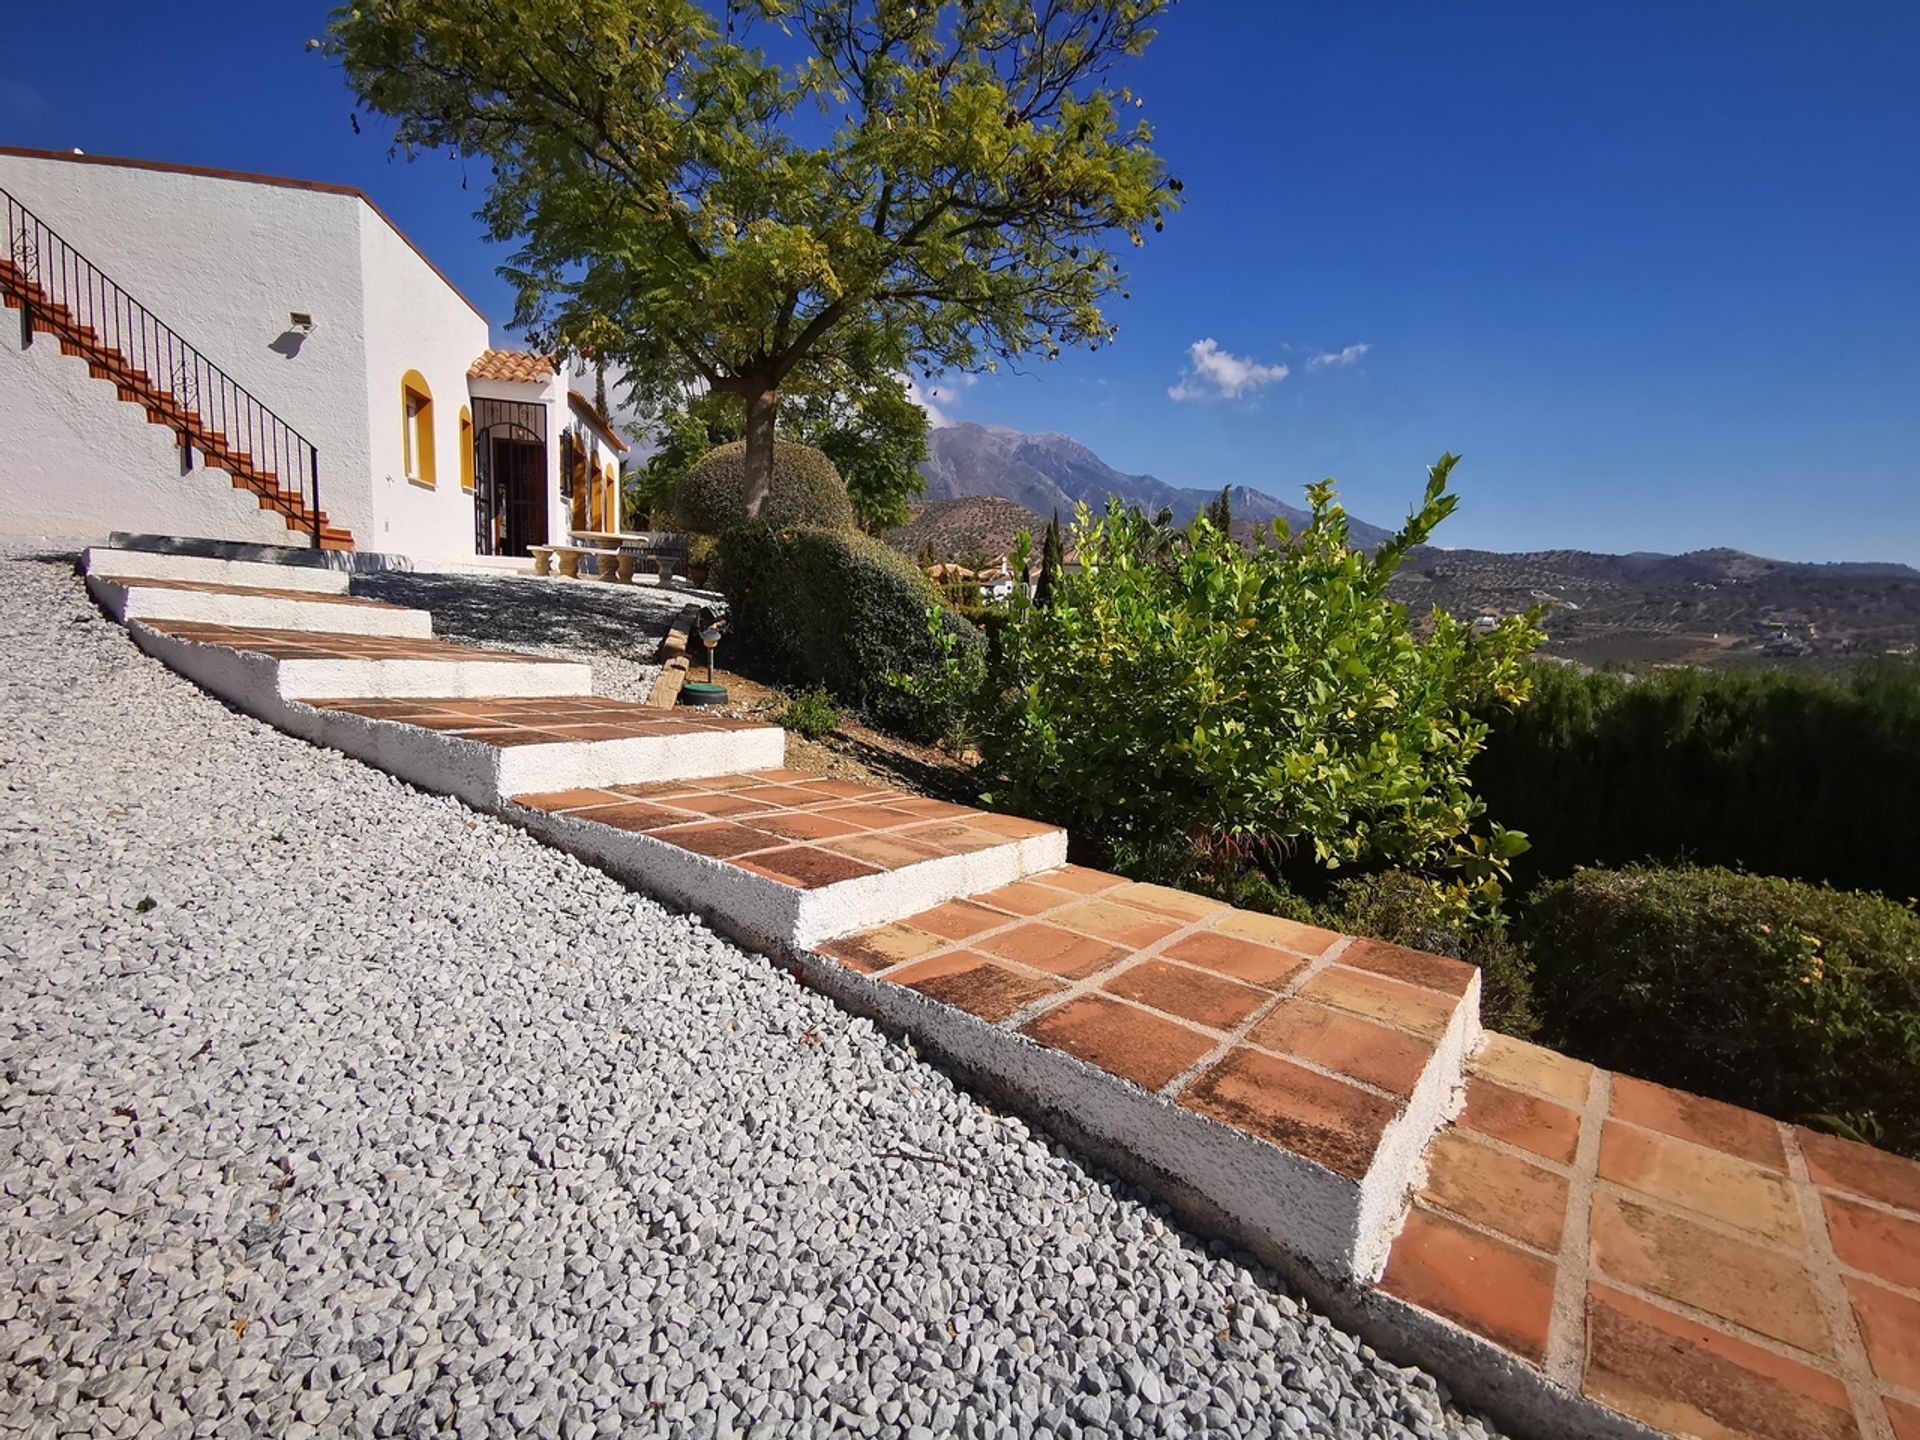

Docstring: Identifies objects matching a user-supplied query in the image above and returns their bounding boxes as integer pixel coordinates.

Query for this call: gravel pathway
[348,568,698,704]
[0,548,1504,1440]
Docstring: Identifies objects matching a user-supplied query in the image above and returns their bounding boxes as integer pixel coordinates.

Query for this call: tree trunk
[740,383,780,520]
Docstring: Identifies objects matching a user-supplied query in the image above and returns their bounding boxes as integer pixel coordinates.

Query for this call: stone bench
[531,544,631,582]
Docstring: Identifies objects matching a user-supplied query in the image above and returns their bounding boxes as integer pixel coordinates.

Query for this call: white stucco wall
[358,205,491,561]
[0,151,378,547]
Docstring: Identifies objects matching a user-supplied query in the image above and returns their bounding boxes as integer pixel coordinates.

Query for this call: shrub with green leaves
[971,457,1545,907]
[1474,659,1920,899]
[718,524,981,741]
[1526,864,1920,1155]
[780,687,841,740]
[678,440,855,535]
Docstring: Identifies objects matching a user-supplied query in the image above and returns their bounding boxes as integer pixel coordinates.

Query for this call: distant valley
[897,424,1920,670]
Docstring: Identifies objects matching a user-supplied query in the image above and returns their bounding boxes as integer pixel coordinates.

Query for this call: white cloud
[1308,342,1371,370]
[1167,338,1289,402]
[905,372,971,428]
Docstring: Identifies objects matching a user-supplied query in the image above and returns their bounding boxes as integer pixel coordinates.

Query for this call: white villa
[0,145,627,562]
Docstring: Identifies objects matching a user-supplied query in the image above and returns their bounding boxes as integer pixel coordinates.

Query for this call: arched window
[458,406,474,492]
[400,369,436,485]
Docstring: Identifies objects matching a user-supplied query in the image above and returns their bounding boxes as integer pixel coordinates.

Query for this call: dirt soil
[690,660,983,803]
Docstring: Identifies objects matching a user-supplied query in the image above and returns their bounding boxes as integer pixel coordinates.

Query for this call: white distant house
[0,144,626,562]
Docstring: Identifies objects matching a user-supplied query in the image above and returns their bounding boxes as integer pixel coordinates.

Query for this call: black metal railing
[1,185,325,548]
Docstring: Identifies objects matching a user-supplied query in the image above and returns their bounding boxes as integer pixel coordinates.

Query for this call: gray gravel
[349,567,698,704]
[0,547,1503,1440]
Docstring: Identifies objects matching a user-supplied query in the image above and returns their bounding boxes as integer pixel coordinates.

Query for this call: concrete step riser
[84,547,350,594]
[87,576,434,639]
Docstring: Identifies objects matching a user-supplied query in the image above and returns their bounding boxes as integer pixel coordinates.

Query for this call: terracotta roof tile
[568,390,629,453]
[468,349,557,383]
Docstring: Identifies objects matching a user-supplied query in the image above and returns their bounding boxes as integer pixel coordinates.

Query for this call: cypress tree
[1037,511,1066,607]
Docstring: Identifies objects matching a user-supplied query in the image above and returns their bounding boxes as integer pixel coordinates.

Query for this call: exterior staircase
[2,188,351,550]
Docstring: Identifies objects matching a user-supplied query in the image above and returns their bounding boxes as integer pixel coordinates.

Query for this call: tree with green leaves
[327,0,1178,517]
[1205,484,1232,532]
[1035,510,1066,607]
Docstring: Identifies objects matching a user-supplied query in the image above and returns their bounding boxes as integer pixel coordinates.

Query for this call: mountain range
[896,423,1920,668]
[916,421,1395,548]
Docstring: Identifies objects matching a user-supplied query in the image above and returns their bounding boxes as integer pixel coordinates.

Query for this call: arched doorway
[472,398,548,557]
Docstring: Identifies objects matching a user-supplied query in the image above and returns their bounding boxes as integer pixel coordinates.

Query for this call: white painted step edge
[88,575,434,638]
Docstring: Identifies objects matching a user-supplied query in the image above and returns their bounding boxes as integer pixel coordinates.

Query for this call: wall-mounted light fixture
[288,312,316,335]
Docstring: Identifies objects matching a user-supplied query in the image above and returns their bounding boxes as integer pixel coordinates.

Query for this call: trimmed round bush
[678,440,855,534]
[717,524,981,740]
[1526,864,1920,1155]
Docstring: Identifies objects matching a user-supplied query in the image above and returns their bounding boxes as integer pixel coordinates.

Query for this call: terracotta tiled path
[818,873,1474,1182]
[512,771,1057,890]
[96,574,406,607]
[1382,1034,1920,1440]
[135,620,576,663]
[315,696,768,748]
[92,549,1920,1440]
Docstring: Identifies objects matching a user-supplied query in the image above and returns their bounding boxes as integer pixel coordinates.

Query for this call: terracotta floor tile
[1247,999,1434,1099]
[815,923,946,974]
[972,880,1073,917]
[1419,1130,1569,1252]
[741,810,864,843]
[1459,1076,1581,1165]
[737,845,880,889]
[1598,1122,1804,1244]
[1470,1033,1595,1108]
[1298,966,1457,1040]
[1590,1192,1831,1354]
[1848,1275,1920,1390]
[1163,931,1309,990]
[825,833,945,870]
[898,822,1008,856]
[1029,865,1129,895]
[650,822,782,861]
[885,796,979,819]
[1053,899,1182,950]
[1610,1074,1787,1172]
[1584,1283,1857,1440]
[1337,938,1478,997]
[964,811,1061,840]
[976,923,1129,980]
[1101,958,1267,1030]
[1379,1206,1556,1362]
[1887,1396,1920,1440]
[1209,909,1345,958]
[886,952,1065,1023]
[1109,882,1224,923]
[1020,995,1215,1092]
[1180,1047,1397,1181]
[829,802,922,829]
[574,801,692,833]
[608,781,695,799]
[1822,1191,1920,1291]
[737,767,820,785]
[901,900,1008,942]
[801,778,888,799]
[1797,1127,1920,1215]
[729,784,830,808]
[508,787,628,812]
[663,791,769,818]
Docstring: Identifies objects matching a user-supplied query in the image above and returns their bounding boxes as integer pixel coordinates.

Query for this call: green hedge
[718,524,981,740]
[1527,864,1920,1155]
[678,439,855,535]
[1474,661,1920,897]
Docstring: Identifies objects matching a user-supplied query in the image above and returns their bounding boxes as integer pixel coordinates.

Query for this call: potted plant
[686,534,717,588]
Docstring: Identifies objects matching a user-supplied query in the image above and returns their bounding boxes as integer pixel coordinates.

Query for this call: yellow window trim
[400,368,437,487]
[458,406,475,493]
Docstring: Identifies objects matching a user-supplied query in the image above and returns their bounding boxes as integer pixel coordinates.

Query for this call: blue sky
[5,2,1917,561]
